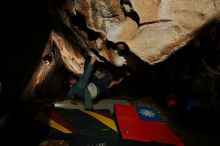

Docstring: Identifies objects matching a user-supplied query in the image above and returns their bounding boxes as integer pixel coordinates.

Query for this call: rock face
[126,0,220,64]
[51,0,220,65]
[23,0,220,98]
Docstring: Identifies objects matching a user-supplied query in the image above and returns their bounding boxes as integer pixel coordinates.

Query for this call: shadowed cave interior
[0,0,220,146]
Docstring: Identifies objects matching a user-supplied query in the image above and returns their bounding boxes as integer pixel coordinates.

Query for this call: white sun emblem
[140,109,155,118]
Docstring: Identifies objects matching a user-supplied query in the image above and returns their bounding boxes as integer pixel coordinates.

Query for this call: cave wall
[0,0,220,111]
[48,0,220,65]
[0,0,51,106]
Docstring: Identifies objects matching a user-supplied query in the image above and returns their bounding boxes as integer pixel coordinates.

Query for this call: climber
[66,55,125,110]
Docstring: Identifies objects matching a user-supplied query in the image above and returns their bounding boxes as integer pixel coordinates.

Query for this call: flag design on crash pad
[136,105,162,122]
[114,104,184,146]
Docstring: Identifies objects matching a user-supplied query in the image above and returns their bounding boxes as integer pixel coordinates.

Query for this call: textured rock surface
[24,0,220,98]
[52,0,220,65]
[125,0,220,64]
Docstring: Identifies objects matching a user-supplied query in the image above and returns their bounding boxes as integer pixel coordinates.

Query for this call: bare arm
[89,56,96,65]
[107,77,124,89]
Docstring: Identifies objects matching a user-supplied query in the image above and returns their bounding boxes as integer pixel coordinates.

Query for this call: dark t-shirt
[91,69,114,92]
